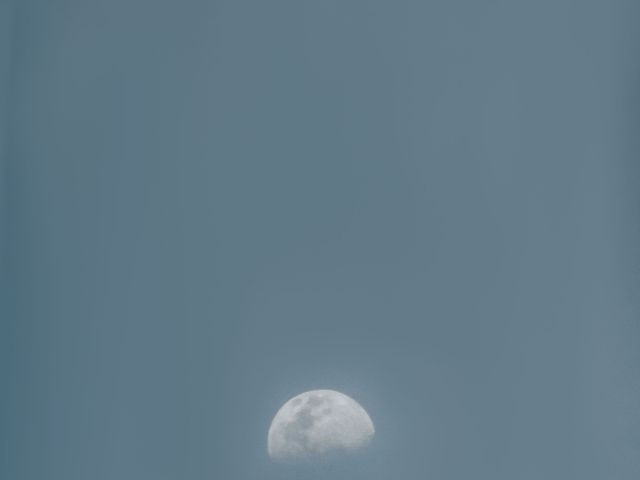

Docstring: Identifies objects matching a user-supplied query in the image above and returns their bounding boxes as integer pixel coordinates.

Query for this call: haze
[1,1,639,479]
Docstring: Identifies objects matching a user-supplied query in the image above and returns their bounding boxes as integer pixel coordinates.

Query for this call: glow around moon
[267,389,375,462]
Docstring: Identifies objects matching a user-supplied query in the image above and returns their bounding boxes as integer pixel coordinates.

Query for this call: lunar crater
[267,389,375,462]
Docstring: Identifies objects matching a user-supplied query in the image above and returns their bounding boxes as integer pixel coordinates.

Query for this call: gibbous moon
[267,389,375,461]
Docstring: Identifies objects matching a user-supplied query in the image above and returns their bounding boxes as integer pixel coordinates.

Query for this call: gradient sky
[2,1,640,479]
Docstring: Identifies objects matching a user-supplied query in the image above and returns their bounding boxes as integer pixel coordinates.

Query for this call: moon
[267,389,375,462]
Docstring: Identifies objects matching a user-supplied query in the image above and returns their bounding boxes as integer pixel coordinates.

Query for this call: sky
[1,0,640,479]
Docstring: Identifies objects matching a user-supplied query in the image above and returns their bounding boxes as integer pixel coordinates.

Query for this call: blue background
[1,1,639,479]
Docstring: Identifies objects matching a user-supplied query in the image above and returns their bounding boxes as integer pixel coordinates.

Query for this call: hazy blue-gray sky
[2,0,640,479]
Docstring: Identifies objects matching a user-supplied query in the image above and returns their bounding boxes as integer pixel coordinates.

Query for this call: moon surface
[267,389,375,461]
